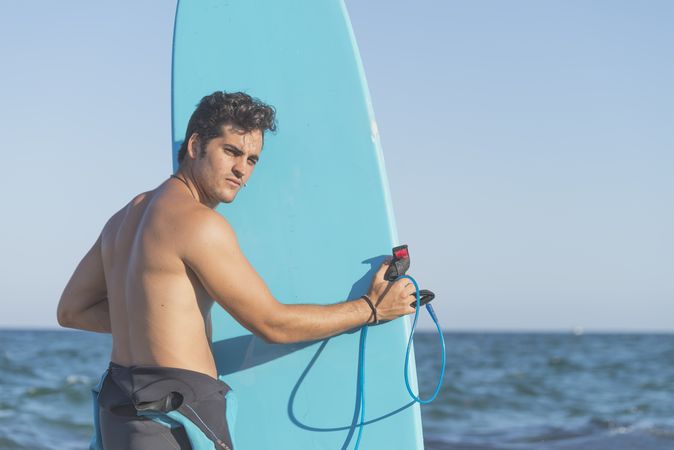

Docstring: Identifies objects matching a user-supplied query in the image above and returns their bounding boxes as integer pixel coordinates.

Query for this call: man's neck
[172,170,218,209]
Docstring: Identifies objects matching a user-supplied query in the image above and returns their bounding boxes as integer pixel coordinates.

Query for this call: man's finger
[375,257,393,279]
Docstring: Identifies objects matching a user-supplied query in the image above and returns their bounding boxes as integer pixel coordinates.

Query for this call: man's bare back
[101,181,221,378]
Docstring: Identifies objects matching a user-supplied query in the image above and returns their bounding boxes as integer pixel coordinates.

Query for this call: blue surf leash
[400,274,446,404]
[351,246,446,450]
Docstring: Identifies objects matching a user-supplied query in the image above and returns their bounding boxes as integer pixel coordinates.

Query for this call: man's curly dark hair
[177,91,277,164]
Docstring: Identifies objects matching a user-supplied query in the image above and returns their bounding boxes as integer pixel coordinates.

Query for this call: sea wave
[1,330,673,450]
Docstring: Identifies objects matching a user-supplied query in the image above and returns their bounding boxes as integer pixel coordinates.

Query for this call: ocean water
[0,330,672,450]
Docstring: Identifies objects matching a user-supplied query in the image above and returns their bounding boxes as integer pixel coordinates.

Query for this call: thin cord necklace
[170,174,197,200]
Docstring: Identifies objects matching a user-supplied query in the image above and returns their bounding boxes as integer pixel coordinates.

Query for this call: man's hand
[367,258,417,322]
[57,235,111,333]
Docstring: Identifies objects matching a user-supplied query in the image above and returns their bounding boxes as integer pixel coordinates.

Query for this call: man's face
[189,124,263,205]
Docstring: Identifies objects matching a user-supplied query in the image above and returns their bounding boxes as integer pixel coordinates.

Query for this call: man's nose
[232,157,246,179]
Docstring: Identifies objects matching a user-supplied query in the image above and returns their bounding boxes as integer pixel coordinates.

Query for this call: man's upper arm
[182,212,283,340]
[57,235,107,324]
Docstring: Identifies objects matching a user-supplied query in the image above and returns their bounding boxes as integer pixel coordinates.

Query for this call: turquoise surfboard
[172,1,424,448]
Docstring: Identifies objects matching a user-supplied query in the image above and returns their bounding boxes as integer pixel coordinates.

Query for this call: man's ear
[187,133,200,160]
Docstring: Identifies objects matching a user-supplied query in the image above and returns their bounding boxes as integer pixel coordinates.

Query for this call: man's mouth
[226,178,241,187]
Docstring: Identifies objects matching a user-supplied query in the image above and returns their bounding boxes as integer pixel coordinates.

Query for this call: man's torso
[100,182,218,378]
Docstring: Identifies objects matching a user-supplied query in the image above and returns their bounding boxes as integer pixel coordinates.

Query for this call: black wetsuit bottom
[96,362,234,450]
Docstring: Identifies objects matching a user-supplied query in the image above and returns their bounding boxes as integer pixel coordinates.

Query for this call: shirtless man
[57,91,417,449]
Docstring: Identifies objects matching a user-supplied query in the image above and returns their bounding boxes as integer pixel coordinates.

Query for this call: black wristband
[360,295,378,325]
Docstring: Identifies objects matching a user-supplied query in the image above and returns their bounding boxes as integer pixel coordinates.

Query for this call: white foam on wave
[66,374,91,385]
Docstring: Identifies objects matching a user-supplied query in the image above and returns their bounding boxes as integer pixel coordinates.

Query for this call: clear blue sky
[1,1,672,331]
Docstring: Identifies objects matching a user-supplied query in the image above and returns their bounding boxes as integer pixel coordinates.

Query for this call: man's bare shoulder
[179,206,237,247]
[147,189,239,258]
[101,191,151,235]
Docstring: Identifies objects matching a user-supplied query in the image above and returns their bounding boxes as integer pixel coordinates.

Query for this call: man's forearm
[266,298,372,344]
[60,299,112,333]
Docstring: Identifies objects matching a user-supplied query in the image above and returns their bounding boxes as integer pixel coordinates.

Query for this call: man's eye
[248,159,258,166]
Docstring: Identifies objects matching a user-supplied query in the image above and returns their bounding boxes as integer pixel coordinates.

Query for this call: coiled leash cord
[400,275,446,404]
[352,251,446,450]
